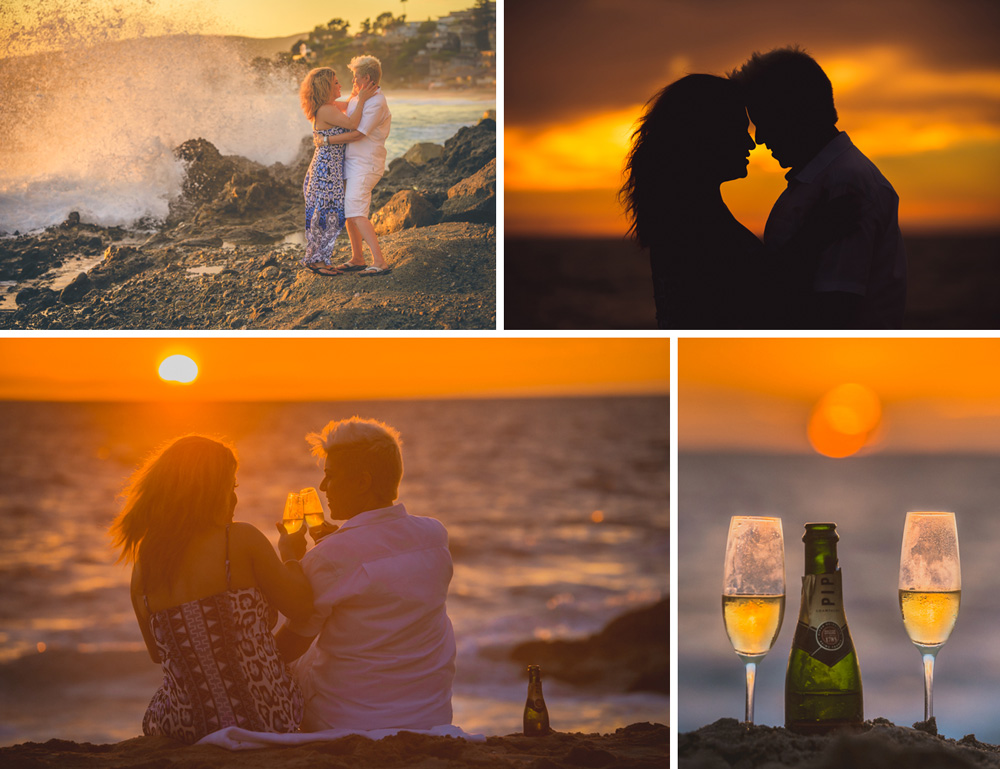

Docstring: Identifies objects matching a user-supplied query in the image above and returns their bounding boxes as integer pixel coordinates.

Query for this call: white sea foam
[0,34,306,233]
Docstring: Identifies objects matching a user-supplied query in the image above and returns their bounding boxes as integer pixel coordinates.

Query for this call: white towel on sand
[197,724,486,750]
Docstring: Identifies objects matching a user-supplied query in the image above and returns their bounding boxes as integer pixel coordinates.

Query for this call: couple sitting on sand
[299,56,392,277]
[622,46,906,330]
[111,418,455,744]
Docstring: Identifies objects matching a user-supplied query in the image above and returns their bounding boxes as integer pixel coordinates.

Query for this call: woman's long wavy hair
[300,67,337,122]
[110,435,238,594]
[621,74,742,248]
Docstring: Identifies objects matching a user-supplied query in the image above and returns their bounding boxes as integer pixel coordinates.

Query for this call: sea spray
[0,2,307,233]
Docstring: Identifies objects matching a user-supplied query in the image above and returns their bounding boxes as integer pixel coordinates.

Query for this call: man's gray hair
[349,55,382,86]
[306,417,403,498]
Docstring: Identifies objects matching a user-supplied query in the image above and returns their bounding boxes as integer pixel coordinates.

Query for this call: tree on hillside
[359,18,372,36]
[327,18,350,38]
[473,0,493,50]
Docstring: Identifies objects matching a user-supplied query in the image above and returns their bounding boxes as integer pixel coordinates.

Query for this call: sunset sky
[680,339,1000,454]
[0,338,669,401]
[3,0,474,56]
[506,0,1000,237]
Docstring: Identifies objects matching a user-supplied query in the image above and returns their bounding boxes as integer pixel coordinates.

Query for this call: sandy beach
[0,723,668,769]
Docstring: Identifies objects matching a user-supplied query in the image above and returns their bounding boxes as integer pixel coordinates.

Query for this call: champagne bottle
[523,665,551,736]
[785,523,863,733]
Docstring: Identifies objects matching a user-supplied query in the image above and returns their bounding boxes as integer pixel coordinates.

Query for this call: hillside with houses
[273,1,495,90]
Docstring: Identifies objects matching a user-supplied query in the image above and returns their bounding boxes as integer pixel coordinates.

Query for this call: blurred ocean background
[678,451,1000,743]
[505,234,1000,330]
[0,396,668,746]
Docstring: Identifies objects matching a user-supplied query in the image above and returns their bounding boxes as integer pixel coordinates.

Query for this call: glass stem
[921,650,938,722]
[744,660,757,725]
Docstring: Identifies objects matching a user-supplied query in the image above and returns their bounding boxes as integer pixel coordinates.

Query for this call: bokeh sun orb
[808,383,882,458]
[158,354,198,384]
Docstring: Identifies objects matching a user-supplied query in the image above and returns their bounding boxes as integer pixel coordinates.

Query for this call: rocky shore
[680,718,1000,768]
[507,600,668,695]
[0,119,496,330]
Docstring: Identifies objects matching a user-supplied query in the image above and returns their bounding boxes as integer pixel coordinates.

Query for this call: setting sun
[807,383,882,458]
[158,355,198,384]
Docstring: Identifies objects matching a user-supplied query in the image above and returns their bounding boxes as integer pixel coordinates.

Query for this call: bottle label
[792,571,855,667]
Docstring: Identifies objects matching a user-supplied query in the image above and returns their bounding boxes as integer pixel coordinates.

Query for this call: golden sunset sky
[0,338,669,401]
[506,0,1000,237]
[680,339,1000,454]
[2,0,475,56]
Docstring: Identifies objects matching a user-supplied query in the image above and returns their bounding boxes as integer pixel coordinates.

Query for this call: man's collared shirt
[289,503,456,731]
[764,131,906,329]
[345,89,391,179]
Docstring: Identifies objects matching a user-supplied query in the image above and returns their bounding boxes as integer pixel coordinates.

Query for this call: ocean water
[678,451,1000,742]
[505,234,1000,331]
[0,34,494,234]
[0,397,669,746]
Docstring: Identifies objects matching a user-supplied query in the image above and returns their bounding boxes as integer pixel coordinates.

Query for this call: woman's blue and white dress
[303,126,348,266]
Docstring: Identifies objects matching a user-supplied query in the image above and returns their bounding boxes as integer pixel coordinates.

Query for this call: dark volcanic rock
[174,138,236,203]
[59,272,92,304]
[509,599,668,694]
[372,190,441,234]
[441,158,496,225]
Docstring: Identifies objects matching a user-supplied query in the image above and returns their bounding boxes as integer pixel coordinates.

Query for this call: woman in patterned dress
[299,68,377,275]
[111,435,314,744]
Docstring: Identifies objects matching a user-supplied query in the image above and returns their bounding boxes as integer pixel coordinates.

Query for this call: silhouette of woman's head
[729,46,838,168]
[111,435,239,590]
[622,74,754,247]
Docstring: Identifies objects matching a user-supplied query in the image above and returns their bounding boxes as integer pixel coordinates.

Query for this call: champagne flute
[899,511,960,722]
[282,492,304,534]
[722,516,786,725]
[301,487,326,530]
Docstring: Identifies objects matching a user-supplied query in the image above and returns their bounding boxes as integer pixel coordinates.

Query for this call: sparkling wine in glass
[899,511,960,722]
[282,492,304,534]
[301,487,326,530]
[722,516,786,725]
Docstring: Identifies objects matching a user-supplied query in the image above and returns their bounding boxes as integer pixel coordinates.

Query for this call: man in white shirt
[340,55,392,274]
[731,46,906,329]
[275,417,456,731]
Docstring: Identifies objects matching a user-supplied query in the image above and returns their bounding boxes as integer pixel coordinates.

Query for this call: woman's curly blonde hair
[300,67,337,122]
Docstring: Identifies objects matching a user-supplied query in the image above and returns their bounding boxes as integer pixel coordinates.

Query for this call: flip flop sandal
[335,263,367,272]
[306,265,343,277]
[361,266,392,276]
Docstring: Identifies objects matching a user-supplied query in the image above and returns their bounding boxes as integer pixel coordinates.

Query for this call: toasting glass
[722,516,786,724]
[282,492,304,534]
[899,511,961,722]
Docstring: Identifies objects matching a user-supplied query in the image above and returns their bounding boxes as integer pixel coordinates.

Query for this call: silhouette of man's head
[622,74,754,246]
[729,46,838,169]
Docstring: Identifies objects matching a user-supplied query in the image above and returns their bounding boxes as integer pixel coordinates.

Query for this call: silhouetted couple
[112,419,455,744]
[623,47,906,330]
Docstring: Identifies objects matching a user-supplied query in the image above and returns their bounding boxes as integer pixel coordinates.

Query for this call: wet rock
[60,211,81,228]
[508,599,668,694]
[223,227,278,245]
[373,191,440,235]
[441,158,496,225]
[15,286,58,312]
[174,139,236,203]
[441,122,496,178]
[93,245,151,283]
[59,272,92,304]
[260,265,280,280]
[404,142,444,166]
[386,157,418,180]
